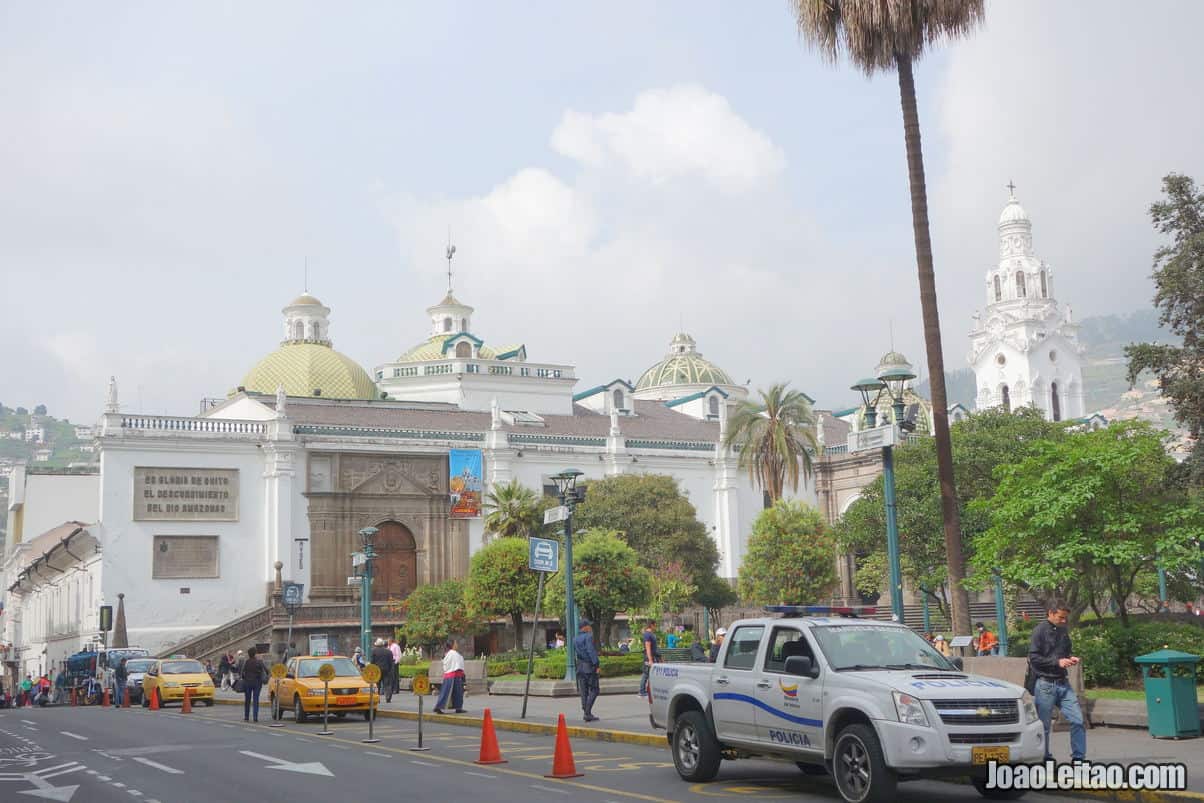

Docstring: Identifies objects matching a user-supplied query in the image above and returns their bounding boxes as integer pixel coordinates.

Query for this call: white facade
[969,192,1085,421]
[4,464,100,555]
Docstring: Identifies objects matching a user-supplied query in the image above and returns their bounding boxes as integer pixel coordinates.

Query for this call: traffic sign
[847,424,899,453]
[352,551,367,567]
[412,675,430,695]
[543,505,570,525]
[317,663,336,682]
[528,537,559,573]
[283,582,304,607]
[271,663,287,680]
[347,576,361,586]
[99,605,113,632]
[362,663,382,684]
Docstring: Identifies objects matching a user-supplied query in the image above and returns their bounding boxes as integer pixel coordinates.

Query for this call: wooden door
[372,521,417,601]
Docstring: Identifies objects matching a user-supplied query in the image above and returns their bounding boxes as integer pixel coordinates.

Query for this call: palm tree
[724,383,819,503]
[482,479,541,540]
[792,0,982,635]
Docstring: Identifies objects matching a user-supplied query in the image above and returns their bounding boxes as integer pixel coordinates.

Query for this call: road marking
[23,727,38,732]
[530,784,570,795]
[20,720,37,725]
[329,745,349,751]
[365,751,390,758]
[96,776,111,781]
[238,751,333,777]
[112,782,126,788]
[464,771,496,779]
[132,758,183,775]
[40,765,86,781]
[127,791,143,797]
[410,759,436,767]
[295,738,312,743]
[59,733,87,742]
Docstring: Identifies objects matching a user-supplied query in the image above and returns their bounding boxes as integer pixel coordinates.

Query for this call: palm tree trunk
[895,54,972,637]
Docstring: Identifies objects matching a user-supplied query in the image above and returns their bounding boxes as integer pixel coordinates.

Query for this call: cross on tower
[1007,179,1017,198]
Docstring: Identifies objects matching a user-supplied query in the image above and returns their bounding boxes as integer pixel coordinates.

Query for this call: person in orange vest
[976,622,999,656]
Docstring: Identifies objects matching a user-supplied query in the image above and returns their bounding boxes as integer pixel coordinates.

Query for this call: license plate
[971,746,1010,765]
[335,696,356,705]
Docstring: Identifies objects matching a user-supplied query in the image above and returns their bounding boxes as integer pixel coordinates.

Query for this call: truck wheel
[972,779,1027,800]
[832,723,896,803]
[672,710,721,782]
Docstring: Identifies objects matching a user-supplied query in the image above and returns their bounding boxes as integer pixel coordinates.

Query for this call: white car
[649,606,1044,803]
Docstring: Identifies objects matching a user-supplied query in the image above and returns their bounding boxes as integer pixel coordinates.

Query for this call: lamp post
[551,469,584,683]
[358,526,378,658]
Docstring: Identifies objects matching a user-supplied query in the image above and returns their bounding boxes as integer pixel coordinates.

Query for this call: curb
[214,696,666,747]
[213,699,1204,801]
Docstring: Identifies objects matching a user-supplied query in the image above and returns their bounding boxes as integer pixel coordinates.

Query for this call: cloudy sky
[2,1,1201,423]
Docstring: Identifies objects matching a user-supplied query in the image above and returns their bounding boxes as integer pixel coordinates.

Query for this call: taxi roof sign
[764,605,877,618]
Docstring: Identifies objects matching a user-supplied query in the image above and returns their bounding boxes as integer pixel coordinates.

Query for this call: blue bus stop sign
[528,537,559,573]
[282,582,304,612]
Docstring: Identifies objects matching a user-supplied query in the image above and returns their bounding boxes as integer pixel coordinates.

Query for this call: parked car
[123,658,157,705]
[649,606,1044,803]
[268,655,374,722]
[141,657,215,708]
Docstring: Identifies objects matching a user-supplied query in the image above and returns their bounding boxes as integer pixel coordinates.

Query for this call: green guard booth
[1133,649,1201,739]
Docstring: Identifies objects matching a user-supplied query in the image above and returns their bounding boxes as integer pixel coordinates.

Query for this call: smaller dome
[240,342,377,400]
[288,292,325,307]
[635,332,734,393]
[998,197,1029,226]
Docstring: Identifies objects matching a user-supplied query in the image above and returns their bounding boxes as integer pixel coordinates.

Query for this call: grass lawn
[1086,687,1204,702]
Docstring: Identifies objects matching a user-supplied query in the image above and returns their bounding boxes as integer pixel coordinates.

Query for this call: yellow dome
[240,342,377,400]
[288,293,324,307]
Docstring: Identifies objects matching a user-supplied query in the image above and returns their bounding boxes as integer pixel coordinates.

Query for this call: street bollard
[363,683,379,744]
[269,664,287,728]
[316,662,335,736]
[411,694,430,751]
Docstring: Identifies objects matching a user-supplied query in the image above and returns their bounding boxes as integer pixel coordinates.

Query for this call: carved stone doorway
[373,521,417,601]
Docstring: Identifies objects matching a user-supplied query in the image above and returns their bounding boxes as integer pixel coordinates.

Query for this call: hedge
[530,652,644,679]
[398,665,428,679]
[1006,618,1204,688]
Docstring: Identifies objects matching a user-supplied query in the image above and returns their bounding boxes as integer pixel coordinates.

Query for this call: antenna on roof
[889,319,895,351]
[304,256,308,293]
[446,228,456,294]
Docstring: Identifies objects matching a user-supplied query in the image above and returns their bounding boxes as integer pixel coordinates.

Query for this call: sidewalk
[217,688,1204,797]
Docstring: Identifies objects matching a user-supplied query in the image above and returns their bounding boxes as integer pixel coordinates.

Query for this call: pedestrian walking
[19,675,33,707]
[388,638,402,696]
[976,622,999,656]
[218,652,233,690]
[1028,600,1086,761]
[574,619,600,722]
[432,639,465,714]
[639,621,660,696]
[708,627,726,663]
[370,638,395,703]
[241,647,267,722]
[113,658,128,708]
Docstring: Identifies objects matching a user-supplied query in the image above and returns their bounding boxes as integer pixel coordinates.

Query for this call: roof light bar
[764,605,878,618]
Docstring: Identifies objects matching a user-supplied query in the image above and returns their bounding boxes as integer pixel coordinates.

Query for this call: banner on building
[448,448,483,519]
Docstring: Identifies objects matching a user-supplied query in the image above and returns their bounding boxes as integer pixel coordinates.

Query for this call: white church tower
[968,186,1085,422]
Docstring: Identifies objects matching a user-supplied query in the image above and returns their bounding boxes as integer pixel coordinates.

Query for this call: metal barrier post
[411,694,430,751]
[363,682,379,744]
[317,679,332,736]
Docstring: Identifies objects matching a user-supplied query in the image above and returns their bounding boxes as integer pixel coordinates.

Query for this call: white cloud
[550,85,786,191]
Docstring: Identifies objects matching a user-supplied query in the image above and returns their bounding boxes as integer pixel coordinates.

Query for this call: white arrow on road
[17,786,79,802]
[238,751,333,777]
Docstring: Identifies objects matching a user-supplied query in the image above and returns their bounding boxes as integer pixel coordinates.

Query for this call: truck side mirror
[950,657,964,670]
[784,655,819,679]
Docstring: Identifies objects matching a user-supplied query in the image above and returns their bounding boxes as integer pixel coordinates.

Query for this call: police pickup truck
[649,606,1044,803]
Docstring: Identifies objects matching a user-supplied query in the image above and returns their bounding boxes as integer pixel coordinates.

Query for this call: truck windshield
[811,625,955,671]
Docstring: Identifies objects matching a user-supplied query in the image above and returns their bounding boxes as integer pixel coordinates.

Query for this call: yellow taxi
[268,655,374,722]
[141,657,215,708]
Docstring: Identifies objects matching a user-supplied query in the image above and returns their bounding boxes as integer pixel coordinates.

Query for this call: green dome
[635,333,733,392]
[240,342,377,400]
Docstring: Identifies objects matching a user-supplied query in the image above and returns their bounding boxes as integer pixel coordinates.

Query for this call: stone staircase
[156,604,276,662]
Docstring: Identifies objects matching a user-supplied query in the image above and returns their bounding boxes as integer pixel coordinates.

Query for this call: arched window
[993,275,1002,302]
[293,321,304,340]
[461,318,468,331]
[1001,385,1011,413]
[613,389,624,411]
[312,322,321,340]
[708,395,720,417]
[1040,270,1048,298]
[1050,382,1061,422]
[1016,272,1026,298]
[443,318,453,332]
[455,341,472,358]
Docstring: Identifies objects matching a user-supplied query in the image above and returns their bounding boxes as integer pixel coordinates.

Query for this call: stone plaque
[134,467,239,521]
[153,535,219,579]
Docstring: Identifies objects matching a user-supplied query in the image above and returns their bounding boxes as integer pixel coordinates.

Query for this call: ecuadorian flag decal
[779,679,799,699]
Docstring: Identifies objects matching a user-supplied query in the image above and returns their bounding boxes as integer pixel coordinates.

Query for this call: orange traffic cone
[70,688,77,706]
[122,690,131,708]
[181,687,192,714]
[545,713,583,779]
[475,708,507,765]
[149,688,160,711]
[102,688,110,708]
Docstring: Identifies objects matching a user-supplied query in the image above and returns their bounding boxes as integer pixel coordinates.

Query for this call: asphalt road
[0,704,1082,803]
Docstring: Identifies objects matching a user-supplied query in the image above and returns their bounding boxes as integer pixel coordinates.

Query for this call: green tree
[738,500,838,605]
[396,580,485,654]
[641,561,697,624]
[723,383,818,503]
[33,405,46,416]
[1126,173,1204,488]
[973,421,1203,626]
[792,0,985,636]
[544,530,653,647]
[482,479,543,539]
[464,538,541,650]
[833,407,1065,615]
[573,474,720,594]
[694,573,739,626]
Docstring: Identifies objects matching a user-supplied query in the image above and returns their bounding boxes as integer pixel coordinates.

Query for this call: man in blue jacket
[573,619,600,722]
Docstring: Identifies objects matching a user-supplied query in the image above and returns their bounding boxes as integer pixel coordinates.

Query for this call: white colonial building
[968,190,1086,421]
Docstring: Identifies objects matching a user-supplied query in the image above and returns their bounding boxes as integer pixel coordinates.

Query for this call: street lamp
[358,526,378,657]
[550,469,584,682]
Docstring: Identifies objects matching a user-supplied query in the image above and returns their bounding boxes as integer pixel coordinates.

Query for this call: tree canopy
[543,529,653,647]
[1126,173,1204,488]
[738,500,837,606]
[482,479,544,539]
[723,383,818,502]
[464,537,541,650]
[396,580,485,653]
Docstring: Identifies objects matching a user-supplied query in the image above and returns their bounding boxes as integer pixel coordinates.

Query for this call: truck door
[755,626,825,755]
[711,624,765,744]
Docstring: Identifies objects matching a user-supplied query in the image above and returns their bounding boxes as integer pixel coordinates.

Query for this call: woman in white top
[433,639,466,714]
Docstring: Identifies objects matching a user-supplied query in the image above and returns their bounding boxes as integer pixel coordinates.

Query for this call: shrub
[598,653,644,678]
[398,665,428,679]
[486,661,514,677]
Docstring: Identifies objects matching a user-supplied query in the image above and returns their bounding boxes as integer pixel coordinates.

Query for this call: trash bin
[1134,649,1200,739]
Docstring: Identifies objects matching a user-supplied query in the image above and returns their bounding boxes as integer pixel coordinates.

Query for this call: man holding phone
[1028,600,1086,761]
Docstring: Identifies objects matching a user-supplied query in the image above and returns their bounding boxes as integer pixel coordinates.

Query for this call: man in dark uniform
[1028,600,1086,761]
[573,619,600,722]
[370,638,395,703]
